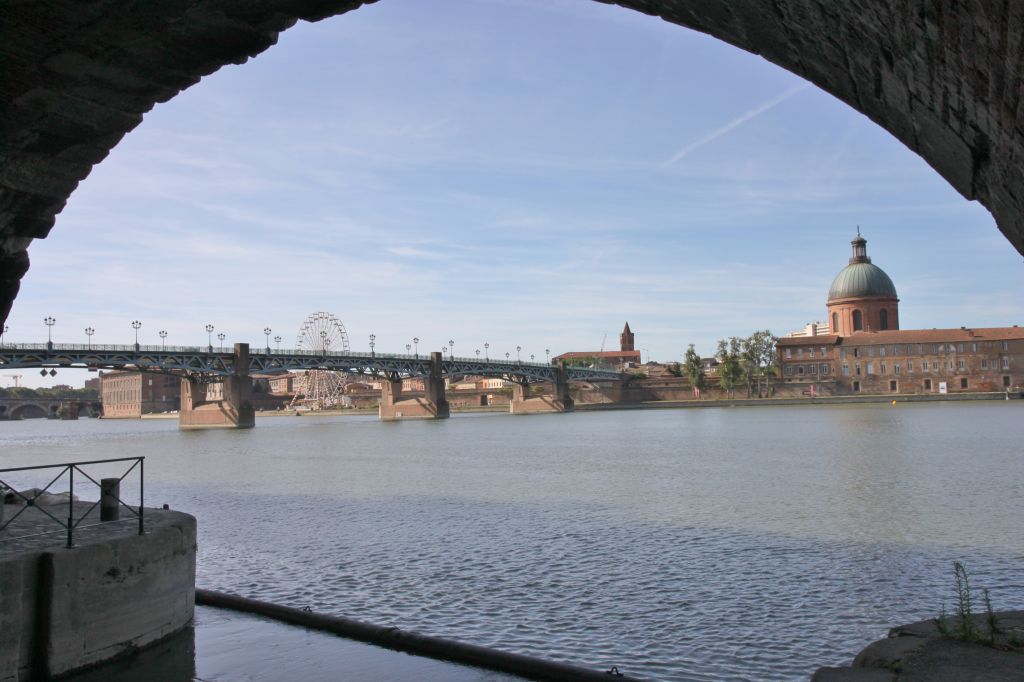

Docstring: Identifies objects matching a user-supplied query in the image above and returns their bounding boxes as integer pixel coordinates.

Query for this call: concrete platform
[0,501,196,681]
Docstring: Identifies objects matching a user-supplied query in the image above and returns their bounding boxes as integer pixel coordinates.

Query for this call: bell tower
[620,322,635,351]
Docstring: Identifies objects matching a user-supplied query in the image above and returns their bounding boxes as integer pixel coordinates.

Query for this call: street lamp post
[405,343,411,355]
[413,337,419,358]
[320,330,328,356]
[545,348,550,364]
[369,333,376,358]
[531,354,535,362]
[516,345,522,363]
[85,327,94,349]
[205,324,214,352]
[274,335,282,351]
[484,342,489,361]
[475,349,480,359]
[159,330,167,348]
[1,324,8,346]
[442,347,448,357]
[264,327,272,353]
[449,339,454,359]
[217,332,225,351]
[505,352,510,361]
[131,320,141,350]
[44,316,56,349]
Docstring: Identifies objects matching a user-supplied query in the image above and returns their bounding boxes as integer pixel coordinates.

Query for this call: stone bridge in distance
[0,342,623,429]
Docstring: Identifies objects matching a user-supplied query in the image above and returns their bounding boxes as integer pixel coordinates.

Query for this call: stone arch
[3,1,1024,324]
[852,309,864,332]
[9,403,48,420]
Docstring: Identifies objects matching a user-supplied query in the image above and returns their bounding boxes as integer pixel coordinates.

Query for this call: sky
[4,0,1023,388]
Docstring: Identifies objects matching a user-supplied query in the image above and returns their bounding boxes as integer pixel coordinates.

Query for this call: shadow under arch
[2,0,1023,324]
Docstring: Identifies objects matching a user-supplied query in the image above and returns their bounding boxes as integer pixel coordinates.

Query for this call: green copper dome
[828,262,897,300]
[827,232,898,301]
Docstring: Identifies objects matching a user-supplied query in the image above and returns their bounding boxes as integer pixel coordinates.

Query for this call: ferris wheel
[290,312,351,409]
[296,312,350,354]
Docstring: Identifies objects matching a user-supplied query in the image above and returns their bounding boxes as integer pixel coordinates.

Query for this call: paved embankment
[0,501,195,681]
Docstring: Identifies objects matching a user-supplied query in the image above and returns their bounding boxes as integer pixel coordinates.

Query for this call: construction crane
[8,375,22,387]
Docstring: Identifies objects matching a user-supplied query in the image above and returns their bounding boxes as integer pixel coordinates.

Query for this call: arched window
[879,309,889,330]
[832,312,839,335]
[853,309,863,331]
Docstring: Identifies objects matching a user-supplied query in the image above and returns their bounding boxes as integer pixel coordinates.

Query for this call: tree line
[680,330,779,398]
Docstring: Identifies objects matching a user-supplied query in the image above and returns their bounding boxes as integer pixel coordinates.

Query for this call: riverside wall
[0,505,196,681]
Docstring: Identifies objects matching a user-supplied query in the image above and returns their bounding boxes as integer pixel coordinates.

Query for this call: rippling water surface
[3,403,1022,680]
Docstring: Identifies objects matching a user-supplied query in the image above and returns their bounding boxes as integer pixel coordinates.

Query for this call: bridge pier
[379,351,450,421]
[58,401,80,420]
[178,343,255,430]
[509,363,574,415]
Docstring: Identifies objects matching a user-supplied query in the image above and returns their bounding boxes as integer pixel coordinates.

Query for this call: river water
[2,402,1022,680]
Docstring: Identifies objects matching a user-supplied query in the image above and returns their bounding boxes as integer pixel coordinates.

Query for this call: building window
[785,365,793,376]
[894,364,901,375]
[832,312,839,334]
[797,365,805,376]
[821,364,830,375]
[957,343,964,353]
[785,348,792,359]
[971,343,978,352]
[960,378,969,389]
[880,309,889,330]
[853,381,861,393]
[840,349,846,360]
[1005,375,1012,388]
[842,364,849,376]
[907,360,913,372]
[1002,341,1009,351]
[797,348,803,359]
[853,310,863,331]
[981,359,989,369]
[809,364,817,374]
[1003,357,1010,369]
[855,364,861,376]
[879,346,886,357]
[932,361,939,371]
[936,344,944,353]
[889,380,897,392]
[809,347,815,358]
[866,363,874,375]
[867,346,875,357]
[947,360,954,370]
[880,362,887,374]
[917,344,923,354]
[958,359,965,370]
[924,378,933,391]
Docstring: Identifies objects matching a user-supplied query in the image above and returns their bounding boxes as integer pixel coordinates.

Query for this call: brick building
[779,234,1022,395]
[554,322,643,368]
[100,370,180,418]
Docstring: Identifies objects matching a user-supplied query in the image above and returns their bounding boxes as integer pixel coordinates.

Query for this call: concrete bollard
[100,478,120,521]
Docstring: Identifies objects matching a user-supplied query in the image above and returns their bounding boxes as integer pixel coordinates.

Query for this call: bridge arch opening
[8,404,48,420]
[2,0,1023,334]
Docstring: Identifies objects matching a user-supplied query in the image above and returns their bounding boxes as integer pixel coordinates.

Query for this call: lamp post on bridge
[159,330,167,348]
[205,324,214,353]
[505,352,510,361]
[413,337,419,359]
[516,345,522,363]
[1,324,8,346]
[546,348,550,365]
[131,320,141,351]
[449,339,454,360]
[85,327,94,350]
[274,335,282,352]
[442,347,447,358]
[531,354,535,362]
[475,349,480,360]
[217,332,225,352]
[44,316,55,350]
[369,333,376,358]
[320,330,328,357]
[484,342,489,361]
[406,343,411,355]
[264,327,272,354]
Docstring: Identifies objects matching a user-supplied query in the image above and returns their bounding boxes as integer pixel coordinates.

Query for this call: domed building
[826,231,899,335]
[777,231,1022,396]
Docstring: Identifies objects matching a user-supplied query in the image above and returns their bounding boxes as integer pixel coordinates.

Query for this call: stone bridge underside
[3,1,1024,324]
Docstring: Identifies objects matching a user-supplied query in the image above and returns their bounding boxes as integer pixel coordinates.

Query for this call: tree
[683,344,706,398]
[716,338,743,398]
[740,330,779,397]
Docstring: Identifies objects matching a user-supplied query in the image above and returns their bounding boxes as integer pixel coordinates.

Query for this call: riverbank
[575,390,1020,412]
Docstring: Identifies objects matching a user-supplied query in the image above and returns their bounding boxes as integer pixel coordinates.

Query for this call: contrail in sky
[663,83,810,167]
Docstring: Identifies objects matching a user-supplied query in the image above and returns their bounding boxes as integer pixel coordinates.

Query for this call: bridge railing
[0,456,145,548]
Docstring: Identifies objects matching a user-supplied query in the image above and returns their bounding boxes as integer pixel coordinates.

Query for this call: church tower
[620,322,635,351]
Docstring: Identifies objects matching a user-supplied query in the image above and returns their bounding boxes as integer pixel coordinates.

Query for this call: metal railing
[0,457,144,548]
